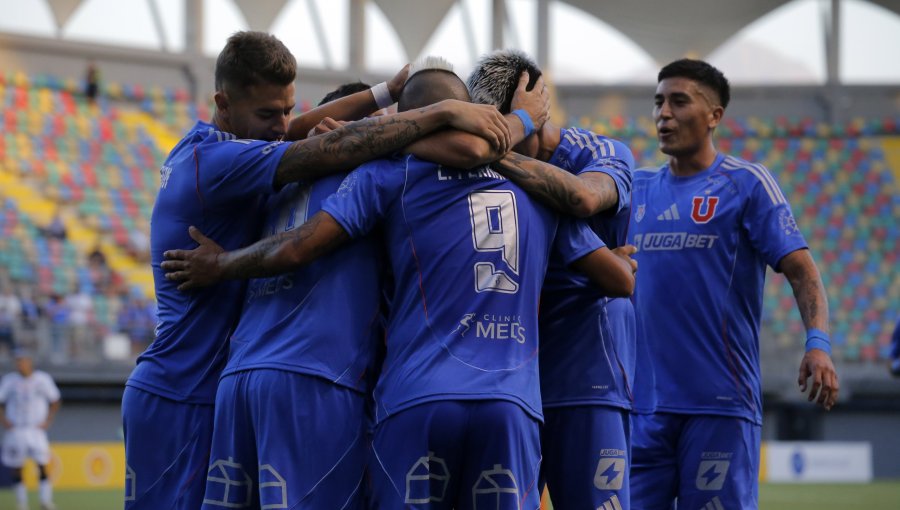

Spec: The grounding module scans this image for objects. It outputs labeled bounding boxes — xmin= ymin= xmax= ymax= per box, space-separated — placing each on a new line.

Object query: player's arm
xmin=404 ymin=72 xmax=551 ymax=168
xmin=286 ymin=65 xmax=409 ymax=140
xmin=779 ymin=249 xmax=839 ymax=410
xmin=570 ymin=244 xmax=637 ymax=297
xmin=0 ymin=403 xmax=10 ymax=430
xmin=491 ymin=152 xmax=622 ymax=218
xmin=162 ymin=212 xmax=349 ymax=291
xmin=42 ymin=399 xmax=60 ymax=431
xmin=273 ymin=99 xmax=511 ymax=189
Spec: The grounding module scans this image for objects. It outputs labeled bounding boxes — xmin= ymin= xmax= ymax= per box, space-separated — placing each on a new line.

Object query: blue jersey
xmin=628 ymin=153 xmax=808 ymax=424
xmin=222 ymin=174 xmax=383 ymax=392
xmin=128 ymin=121 xmax=290 ymax=404
xmin=539 ymin=127 xmax=636 ymax=409
xmin=322 ymin=155 xmax=603 ymax=424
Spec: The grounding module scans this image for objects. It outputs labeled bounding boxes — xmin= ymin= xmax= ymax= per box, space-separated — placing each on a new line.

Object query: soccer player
xmin=628 ymin=58 xmax=839 ymax=510
xmin=0 ymin=350 xmax=61 ymax=510
xmin=461 ymin=49 xmax=637 ymax=509
xmin=122 ymin=31 xmax=512 ymax=510
xmin=162 ymin=62 xmax=635 ymax=509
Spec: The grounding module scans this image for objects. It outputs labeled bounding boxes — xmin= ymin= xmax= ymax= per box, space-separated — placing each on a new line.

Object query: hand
xmin=510 ymin=72 xmax=551 ymax=131
xmin=387 ymin=64 xmax=411 ymax=101
xmin=307 ymin=117 xmax=348 ymax=138
xmin=161 ymin=226 xmax=226 ymax=291
xmin=798 ymin=349 xmax=839 ymax=410
xmin=611 ymin=245 xmax=638 ymax=274
xmin=39 ymin=420 xmax=51 ymax=430
xmin=442 ymin=100 xmax=511 ymax=154
xmin=1 ymin=418 xmax=12 ymax=430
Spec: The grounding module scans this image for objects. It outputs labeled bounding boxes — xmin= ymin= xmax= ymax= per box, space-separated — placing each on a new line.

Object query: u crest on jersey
xmin=690 ymin=196 xmax=719 ymax=224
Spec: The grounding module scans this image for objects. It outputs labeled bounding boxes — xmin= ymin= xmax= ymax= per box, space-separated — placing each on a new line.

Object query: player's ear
xmin=708 ymin=105 xmax=724 ymax=130
xmin=214 ymin=90 xmax=230 ymax=117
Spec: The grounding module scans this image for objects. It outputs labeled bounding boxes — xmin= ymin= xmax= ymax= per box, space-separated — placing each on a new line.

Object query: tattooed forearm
xmin=783 ymin=250 xmax=830 ymax=332
xmin=276 ymin=115 xmax=423 ymax=186
xmin=493 ymin=152 xmax=618 ymax=218
xmin=221 ymin=212 xmax=350 ymax=280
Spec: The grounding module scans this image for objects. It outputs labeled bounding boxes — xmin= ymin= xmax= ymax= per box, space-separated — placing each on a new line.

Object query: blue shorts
xmin=201 ymin=369 xmax=367 ymax=510
xmin=122 ymin=386 xmax=214 ymax=510
xmin=368 ymin=400 xmax=541 ymax=510
xmin=542 ymin=405 xmax=631 ymax=510
xmin=630 ymin=413 xmax=760 ymax=510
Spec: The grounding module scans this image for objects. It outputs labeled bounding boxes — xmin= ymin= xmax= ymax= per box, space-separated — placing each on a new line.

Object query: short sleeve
xmin=194 ymin=138 xmax=291 ymax=207
xmin=553 ymin=216 xmax=606 ymax=266
xmin=0 ymin=376 xmax=9 ymax=403
xmin=41 ymin=373 xmax=61 ymax=403
xmin=321 ymin=159 xmax=400 ymax=239
xmin=575 ymin=138 xmax=634 ymax=215
xmin=740 ymin=165 xmax=808 ymax=271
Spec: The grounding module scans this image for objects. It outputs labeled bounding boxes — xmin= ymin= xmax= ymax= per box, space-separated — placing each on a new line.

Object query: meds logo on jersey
xmin=635 ymin=204 xmax=646 ymax=223
xmin=454 ymin=312 xmax=526 ymax=343
xmin=690 ymin=196 xmax=720 ymax=224
xmin=778 ymin=208 xmax=800 ymax=235
xmin=335 ymin=171 xmax=359 ymax=197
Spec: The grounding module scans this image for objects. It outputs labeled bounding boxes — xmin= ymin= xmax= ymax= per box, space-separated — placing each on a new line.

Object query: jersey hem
xmin=124 ymin=379 xmax=214 ymax=405
xmin=376 ymin=393 xmax=542 ymax=425
xmin=541 ymin=398 xmax=632 ymax=411
xmin=653 ymin=404 xmax=762 ymax=425
xmin=221 ymin=363 xmax=366 ymax=393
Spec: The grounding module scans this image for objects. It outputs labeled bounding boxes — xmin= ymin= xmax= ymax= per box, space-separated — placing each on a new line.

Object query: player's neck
xmin=668 ymin=143 xmax=718 ymax=177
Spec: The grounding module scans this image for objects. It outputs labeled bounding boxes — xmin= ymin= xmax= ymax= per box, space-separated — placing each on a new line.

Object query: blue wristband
xmin=805 ymin=328 xmax=831 ymax=355
xmin=512 ymin=109 xmax=534 ymax=138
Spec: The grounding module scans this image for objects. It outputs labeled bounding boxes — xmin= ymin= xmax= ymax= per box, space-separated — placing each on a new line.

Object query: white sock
xmin=40 ymin=478 xmax=53 ymax=504
xmin=13 ymin=481 xmax=27 ymax=505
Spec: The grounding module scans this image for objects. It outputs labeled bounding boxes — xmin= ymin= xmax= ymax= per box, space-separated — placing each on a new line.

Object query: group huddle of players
xmin=121 ymin=30 xmax=839 ymax=510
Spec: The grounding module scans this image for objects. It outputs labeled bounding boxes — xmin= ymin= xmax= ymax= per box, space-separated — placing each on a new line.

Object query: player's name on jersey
xmin=632 ymin=232 xmax=719 ymax=251
xmin=437 ymin=167 xmax=505 ymax=181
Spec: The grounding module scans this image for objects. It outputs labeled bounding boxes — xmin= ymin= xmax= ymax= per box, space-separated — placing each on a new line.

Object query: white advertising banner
xmin=764 ymin=441 xmax=872 ymax=483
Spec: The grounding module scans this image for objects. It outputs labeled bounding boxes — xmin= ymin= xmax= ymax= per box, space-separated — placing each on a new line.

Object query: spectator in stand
xmin=0 ymin=286 xmax=21 ymax=357
xmin=14 ymin=284 xmax=41 ymax=352
xmin=118 ymin=293 xmax=155 ymax=355
xmin=890 ymin=318 xmax=900 ymax=377
xmin=64 ymin=285 xmax=94 ymax=361
xmin=44 ymin=295 xmax=68 ymax=365
xmin=85 ymin=61 xmax=100 ymax=104
xmin=39 ymin=209 xmax=66 ymax=241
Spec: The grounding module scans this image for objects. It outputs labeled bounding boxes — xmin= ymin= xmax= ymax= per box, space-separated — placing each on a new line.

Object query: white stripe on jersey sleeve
xmin=573 ymin=130 xmax=599 ymax=159
xmin=722 ymin=157 xmax=785 ymax=205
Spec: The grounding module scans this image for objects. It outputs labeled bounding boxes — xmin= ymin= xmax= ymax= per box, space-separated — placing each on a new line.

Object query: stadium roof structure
xmin=27 ymin=0 xmax=900 ymax=68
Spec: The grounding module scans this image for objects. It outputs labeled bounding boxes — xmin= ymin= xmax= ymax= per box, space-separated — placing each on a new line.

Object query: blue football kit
xmin=321 ymin=154 xmax=604 ymax=509
xmin=201 ymin=173 xmax=383 ymax=510
xmin=536 ymin=128 xmax=636 ymax=509
xmin=628 ymin=153 xmax=808 ymax=509
xmin=123 ymin=121 xmax=290 ymax=510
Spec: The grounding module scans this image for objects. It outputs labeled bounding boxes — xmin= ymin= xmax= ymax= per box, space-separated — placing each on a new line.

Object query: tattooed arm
xmin=286 ymin=65 xmax=409 ymax=140
xmin=274 ymin=99 xmax=510 ymax=188
xmin=780 ymin=248 xmax=839 ymax=410
xmin=491 ymin=152 xmax=620 ymax=218
xmin=161 ymin=212 xmax=349 ymax=291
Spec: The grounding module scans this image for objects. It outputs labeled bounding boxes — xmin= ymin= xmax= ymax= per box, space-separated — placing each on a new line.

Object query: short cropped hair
xmin=398 ymin=56 xmax=469 ymax=112
xmin=215 ymin=31 xmax=297 ymax=98
xmin=658 ymin=58 xmax=730 ymax=109
xmin=318 ymin=81 xmax=371 ymax=106
xmin=467 ymin=49 xmax=542 ymax=114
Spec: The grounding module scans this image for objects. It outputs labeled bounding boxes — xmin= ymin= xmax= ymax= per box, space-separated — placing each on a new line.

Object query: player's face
xmin=653 ymin=77 xmax=722 ymax=157
xmin=217 ymin=81 xmax=296 ymax=141
xmin=15 ymin=357 xmax=32 ymax=376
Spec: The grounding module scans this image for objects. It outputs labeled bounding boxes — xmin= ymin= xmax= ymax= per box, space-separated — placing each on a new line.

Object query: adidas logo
xmin=657 ymin=203 xmax=680 ymax=220
xmin=701 ymin=496 xmax=725 ymax=510
xmin=596 ymin=494 xmax=623 ymax=510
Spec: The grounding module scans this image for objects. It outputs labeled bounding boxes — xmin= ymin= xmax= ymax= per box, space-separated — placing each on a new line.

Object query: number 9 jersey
xmin=322 ymin=154 xmax=604 ymax=425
